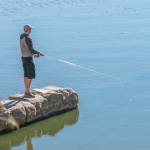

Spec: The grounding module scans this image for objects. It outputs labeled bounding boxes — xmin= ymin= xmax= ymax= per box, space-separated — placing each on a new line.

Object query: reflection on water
xmin=27 ymin=139 xmax=34 ymax=150
xmin=0 ymin=109 xmax=79 ymax=150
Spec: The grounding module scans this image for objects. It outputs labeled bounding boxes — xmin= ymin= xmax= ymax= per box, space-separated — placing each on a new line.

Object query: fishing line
xmin=44 ymin=55 xmax=132 ymax=102
xmin=35 ymin=56 xmax=38 ymax=88
xmin=41 ymin=56 xmax=42 ymax=88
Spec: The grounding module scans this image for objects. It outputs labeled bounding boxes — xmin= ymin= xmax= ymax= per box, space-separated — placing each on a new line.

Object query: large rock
xmin=9 ymin=94 xmax=49 ymax=121
xmin=9 ymin=100 xmax=26 ymax=125
xmin=0 ymin=100 xmax=26 ymax=132
xmin=0 ymin=109 xmax=10 ymax=132
xmin=32 ymin=86 xmax=79 ymax=110
xmin=0 ymin=86 xmax=79 ymax=134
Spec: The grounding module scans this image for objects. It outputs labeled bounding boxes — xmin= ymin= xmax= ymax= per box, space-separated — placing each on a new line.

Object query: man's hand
xmin=39 ymin=52 xmax=45 ymax=56
xmin=34 ymin=54 xmax=37 ymax=58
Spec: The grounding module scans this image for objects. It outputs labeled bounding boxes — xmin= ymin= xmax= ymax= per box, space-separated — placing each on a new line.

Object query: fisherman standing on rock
xmin=20 ymin=24 xmax=44 ymax=98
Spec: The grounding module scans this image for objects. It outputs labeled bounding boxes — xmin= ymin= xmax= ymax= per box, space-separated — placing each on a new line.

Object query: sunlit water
xmin=0 ymin=0 xmax=150 ymax=150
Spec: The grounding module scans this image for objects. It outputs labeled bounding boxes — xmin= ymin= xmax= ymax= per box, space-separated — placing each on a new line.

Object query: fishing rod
xmin=35 ymin=54 xmax=132 ymax=102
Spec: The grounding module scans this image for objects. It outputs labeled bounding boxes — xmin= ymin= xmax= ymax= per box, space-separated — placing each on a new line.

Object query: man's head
xmin=24 ymin=24 xmax=34 ymax=34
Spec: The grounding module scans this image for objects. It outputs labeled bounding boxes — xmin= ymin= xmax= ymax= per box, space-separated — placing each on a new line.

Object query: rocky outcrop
xmin=0 ymin=86 xmax=79 ymax=134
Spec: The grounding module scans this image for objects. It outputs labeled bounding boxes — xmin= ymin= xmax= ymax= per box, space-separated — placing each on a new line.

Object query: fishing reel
xmin=34 ymin=53 xmax=39 ymax=58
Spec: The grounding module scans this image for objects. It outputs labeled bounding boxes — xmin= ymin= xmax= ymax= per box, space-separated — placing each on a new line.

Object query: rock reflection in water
xmin=0 ymin=109 xmax=79 ymax=150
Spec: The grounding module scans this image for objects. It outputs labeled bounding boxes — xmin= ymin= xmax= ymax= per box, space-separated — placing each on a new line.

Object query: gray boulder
xmin=0 ymin=86 xmax=79 ymax=134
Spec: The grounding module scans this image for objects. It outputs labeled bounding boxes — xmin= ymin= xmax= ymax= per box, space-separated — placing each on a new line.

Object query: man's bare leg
xmin=24 ymin=77 xmax=32 ymax=93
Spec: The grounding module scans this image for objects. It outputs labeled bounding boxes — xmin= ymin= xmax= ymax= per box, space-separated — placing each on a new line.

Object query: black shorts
xmin=21 ymin=57 xmax=35 ymax=79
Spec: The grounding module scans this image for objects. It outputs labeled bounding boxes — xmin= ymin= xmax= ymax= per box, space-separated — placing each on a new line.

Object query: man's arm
xmin=25 ymin=36 xmax=39 ymax=55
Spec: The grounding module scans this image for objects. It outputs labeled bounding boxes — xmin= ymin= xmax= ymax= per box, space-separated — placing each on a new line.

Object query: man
xmin=20 ymin=24 xmax=44 ymax=98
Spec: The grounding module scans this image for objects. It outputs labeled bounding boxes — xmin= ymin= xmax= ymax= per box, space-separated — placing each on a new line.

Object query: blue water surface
xmin=0 ymin=0 xmax=150 ymax=150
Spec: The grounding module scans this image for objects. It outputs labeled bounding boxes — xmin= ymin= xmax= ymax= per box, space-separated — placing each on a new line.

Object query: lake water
xmin=0 ymin=0 xmax=150 ymax=149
